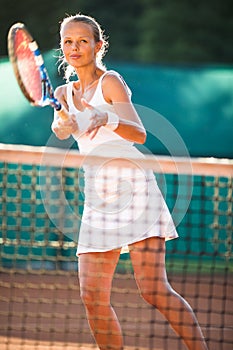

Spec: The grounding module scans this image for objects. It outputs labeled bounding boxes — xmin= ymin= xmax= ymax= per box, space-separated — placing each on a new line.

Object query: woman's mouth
xmin=70 ymin=54 xmax=81 ymax=59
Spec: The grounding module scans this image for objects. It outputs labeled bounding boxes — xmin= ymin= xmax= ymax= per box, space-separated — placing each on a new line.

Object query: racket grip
xmin=56 ymin=106 xmax=69 ymax=121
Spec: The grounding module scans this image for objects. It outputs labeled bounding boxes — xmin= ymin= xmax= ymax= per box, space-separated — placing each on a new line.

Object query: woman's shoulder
xmin=54 ymin=82 xmax=74 ymax=109
xmin=101 ymin=70 xmax=127 ymax=86
xmin=54 ymin=82 xmax=71 ymax=96
xmin=101 ymin=70 xmax=132 ymax=97
xmin=101 ymin=69 xmax=122 ymax=80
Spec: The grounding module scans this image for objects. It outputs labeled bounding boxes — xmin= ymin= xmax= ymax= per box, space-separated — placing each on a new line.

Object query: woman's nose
xmin=71 ymin=41 xmax=79 ymax=49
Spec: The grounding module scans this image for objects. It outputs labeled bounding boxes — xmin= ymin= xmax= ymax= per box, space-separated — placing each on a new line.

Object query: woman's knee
xmin=139 ymin=282 xmax=174 ymax=308
xmin=139 ymin=288 xmax=160 ymax=307
xmin=80 ymin=286 xmax=111 ymax=311
xmin=80 ymin=287 xmax=93 ymax=306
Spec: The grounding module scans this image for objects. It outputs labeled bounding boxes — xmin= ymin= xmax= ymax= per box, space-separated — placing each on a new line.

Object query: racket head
xmin=7 ymin=22 xmax=57 ymax=108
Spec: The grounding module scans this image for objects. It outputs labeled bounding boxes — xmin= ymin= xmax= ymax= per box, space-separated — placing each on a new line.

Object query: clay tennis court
xmin=0 ymin=268 xmax=232 ymax=350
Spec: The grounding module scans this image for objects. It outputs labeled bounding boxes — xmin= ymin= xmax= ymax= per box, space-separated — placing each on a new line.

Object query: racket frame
xmin=8 ymin=22 xmax=68 ymax=120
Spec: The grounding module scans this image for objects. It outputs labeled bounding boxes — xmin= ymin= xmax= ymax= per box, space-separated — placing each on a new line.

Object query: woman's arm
xmin=102 ymin=74 xmax=146 ymax=144
xmin=51 ymin=85 xmax=78 ymax=140
xmin=85 ymin=73 xmax=146 ymax=144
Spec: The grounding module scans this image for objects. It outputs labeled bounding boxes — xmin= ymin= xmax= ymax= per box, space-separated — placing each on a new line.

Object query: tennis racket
xmin=7 ymin=22 xmax=68 ymax=120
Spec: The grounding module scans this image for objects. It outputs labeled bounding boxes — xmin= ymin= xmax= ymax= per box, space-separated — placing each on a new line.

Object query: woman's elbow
xmin=136 ymin=129 xmax=147 ymax=144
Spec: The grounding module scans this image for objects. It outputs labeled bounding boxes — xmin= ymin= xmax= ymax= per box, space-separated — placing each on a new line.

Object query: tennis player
xmin=52 ymin=14 xmax=208 ymax=350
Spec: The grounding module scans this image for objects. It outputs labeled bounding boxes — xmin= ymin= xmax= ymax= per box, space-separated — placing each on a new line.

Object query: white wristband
xmin=105 ymin=112 xmax=119 ymax=131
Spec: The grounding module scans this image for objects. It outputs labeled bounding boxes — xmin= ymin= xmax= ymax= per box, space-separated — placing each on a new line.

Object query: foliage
xmin=0 ymin=0 xmax=233 ymax=64
xmin=136 ymin=0 xmax=233 ymax=63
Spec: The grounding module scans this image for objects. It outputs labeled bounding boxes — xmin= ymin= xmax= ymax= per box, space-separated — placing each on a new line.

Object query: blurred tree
xmin=136 ymin=0 xmax=233 ymax=63
xmin=0 ymin=0 xmax=232 ymax=63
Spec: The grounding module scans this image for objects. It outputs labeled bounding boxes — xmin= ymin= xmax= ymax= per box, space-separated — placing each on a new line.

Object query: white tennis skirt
xmin=76 ymin=163 xmax=178 ymax=255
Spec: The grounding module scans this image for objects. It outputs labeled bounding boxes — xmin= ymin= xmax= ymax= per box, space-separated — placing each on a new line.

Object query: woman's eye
xmin=64 ymin=39 xmax=72 ymax=44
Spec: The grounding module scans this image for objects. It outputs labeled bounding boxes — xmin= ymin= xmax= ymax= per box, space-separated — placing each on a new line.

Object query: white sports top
xmin=66 ymin=70 xmax=144 ymax=158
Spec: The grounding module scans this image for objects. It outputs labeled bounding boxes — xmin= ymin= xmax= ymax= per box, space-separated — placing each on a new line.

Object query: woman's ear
xmin=95 ymin=40 xmax=103 ymax=54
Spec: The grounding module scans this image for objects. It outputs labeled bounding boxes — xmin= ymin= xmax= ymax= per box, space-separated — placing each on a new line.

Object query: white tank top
xmin=66 ymin=70 xmax=144 ymax=159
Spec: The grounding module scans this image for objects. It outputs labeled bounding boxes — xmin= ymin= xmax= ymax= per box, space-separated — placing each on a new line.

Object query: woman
xmin=52 ymin=14 xmax=208 ymax=350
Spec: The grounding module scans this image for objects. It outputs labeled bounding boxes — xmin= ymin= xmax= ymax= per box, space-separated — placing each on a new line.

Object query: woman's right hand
xmin=52 ymin=85 xmax=79 ymax=140
xmin=52 ymin=113 xmax=78 ymax=140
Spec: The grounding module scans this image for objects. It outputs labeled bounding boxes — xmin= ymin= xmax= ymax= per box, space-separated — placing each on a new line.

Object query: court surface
xmin=0 ymin=270 xmax=232 ymax=350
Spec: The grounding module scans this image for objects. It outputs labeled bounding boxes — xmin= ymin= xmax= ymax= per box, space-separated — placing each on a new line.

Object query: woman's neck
xmin=75 ymin=65 xmax=102 ymax=94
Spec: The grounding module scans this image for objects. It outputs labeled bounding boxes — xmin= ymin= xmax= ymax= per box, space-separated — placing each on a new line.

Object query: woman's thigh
xmin=129 ymin=237 xmax=169 ymax=296
xmin=78 ymin=249 xmax=121 ymax=303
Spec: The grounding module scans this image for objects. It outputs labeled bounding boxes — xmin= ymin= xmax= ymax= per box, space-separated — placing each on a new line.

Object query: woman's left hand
xmin=81 ymin=98 xmax=108 ymax=139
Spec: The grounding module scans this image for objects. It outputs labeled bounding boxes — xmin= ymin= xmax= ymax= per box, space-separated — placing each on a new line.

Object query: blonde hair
xmin=58 ymin=14 xmax=109 ymax=82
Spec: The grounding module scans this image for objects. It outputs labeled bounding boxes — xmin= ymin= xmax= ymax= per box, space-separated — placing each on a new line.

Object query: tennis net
xmin=0 ymin=143 xmax=232 ymax=350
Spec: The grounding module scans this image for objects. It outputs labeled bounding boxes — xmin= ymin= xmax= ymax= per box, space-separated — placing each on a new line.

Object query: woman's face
xmin=61 ymin=21 xmax=101 ymax=69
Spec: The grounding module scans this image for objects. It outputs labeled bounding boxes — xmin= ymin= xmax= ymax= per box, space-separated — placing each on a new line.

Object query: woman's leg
xmin=129 ymin=237 xmax=208 ymax=350
xmin=78 ymin=249 xmax=123 ymax=350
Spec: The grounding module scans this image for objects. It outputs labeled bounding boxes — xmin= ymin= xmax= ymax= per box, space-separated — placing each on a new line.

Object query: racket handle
xmin=50 ymin=98 xmax=69 ymax=121
xmin=56 ymin=106 xmax=69 ymax=121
